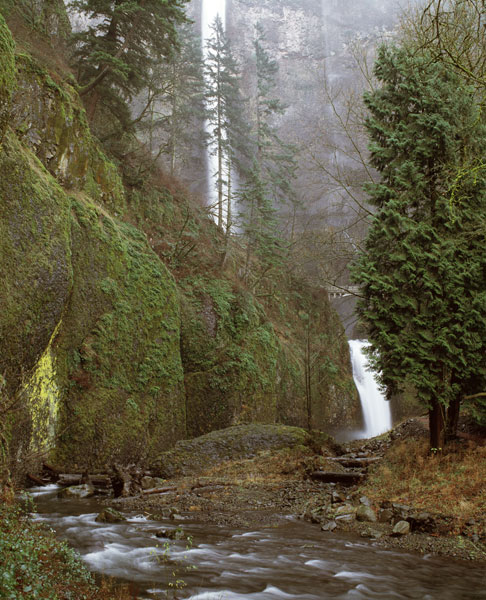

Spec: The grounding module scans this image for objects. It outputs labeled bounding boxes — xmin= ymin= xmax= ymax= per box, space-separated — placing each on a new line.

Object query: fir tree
xmin=204 ymin=16 xmax=248 ymax=230
xmin=70 ymin=0 xmax=189 ymax=128
xmin=239 ymin=23 xmax=296 ymax=283
xmin=139 ymin=21 xmax=206 ymax=177
xmin=353 ymin=45 xmax=486 ymax=448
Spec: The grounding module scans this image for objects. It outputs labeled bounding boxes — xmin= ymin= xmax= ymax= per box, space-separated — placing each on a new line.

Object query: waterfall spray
xmin=348 ymin=339 xmax=392 ymax=438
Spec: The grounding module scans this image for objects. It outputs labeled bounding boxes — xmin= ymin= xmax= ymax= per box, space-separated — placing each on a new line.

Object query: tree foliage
xmin=70 ymin=0 xmax=189 ymax=129
xmin=354 ymin=44 xmax=486 ymax=446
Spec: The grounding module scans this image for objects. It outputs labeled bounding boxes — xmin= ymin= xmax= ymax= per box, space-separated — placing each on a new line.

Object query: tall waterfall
xmin=348 ymin=339 xmax=392 ymax=438
xmin=201 ymin=0 xmax=227 ymax=209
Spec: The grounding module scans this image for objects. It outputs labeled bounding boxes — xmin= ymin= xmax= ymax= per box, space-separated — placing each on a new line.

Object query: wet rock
xmin=155 ymin=528 xmax=186 ymax=540
xmin=392 ymin=520 xmax=411 ymax=536
xmin=356 ymin=505 xmax=377 ymax=523
xmin=321 ymin=521 xmax=337 ymax=532
xmin=58 ymin=484 xmax=95 ymax=499
xmin=360 ymin=528 xmax=383 ymax=539
xmin=96 ymin=508 xmax=126 ymax=523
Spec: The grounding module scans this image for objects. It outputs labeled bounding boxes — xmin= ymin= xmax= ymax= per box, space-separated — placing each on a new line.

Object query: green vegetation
xmin=70 ymin=0 xmax=189 ymax=134
xmin=0 ymin=12 xmax=15 ymax=138
xmin=354 ymin=44 xmax=486 ymax=448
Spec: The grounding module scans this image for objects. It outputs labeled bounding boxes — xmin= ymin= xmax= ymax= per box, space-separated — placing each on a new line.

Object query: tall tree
xmin=353 ymin=44 xmax=486 ymax=448
xmin=70 ymin=0 xmax=189 ymax=128
xmin=137 ymin=21 xmax=206 ymax=178
xmin=240 ymin=23 xmax=297 ymax=283
xmin=204 ymin=15 xmax=248 ymax=231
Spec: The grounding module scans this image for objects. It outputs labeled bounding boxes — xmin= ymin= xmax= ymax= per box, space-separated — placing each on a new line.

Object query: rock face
xmin=0 ymin=9 xmax=360 ymax=472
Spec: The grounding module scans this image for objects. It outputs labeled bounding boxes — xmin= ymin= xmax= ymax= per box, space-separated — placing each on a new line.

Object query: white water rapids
xmin=348 ymin=339 xmax=392 ymax=439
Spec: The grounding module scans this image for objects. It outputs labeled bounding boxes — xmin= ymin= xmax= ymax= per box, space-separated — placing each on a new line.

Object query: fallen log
xmin=309 ymin=471 xmax=364 ymax=485
xmin=27 ymin=473 xmax=47 ymax=486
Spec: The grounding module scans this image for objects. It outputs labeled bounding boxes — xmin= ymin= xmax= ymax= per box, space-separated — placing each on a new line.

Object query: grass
xmin=360 ymin=436 xmax=486 ymax=527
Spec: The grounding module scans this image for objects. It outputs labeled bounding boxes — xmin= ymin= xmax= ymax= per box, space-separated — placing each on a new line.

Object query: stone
xmin=96 ymin=508 xmax=126 ymax=523
xmin=379 ymin=509 xmax=393 ymax=523
xmin=58 ymin=484 xmax=95 ymax=499
xmin=331 ymin=490 xmax=345 ymax=504
xmin=359 ymin=496 xmax=371 ymax=506
xmin=321 ymin=521 xmax=337 ymax=532
xmin=335 ymin=513 xmax=355 ymax=523
xmin=392 ymin=503 xmax=411 ymax=520
xmin=392 ymin=520 xmax=411 ymax=536
xmin=360 ymin=528 xmax=383 ymax=539
xmin=356 ymin=505 xmax=377 ymax=523
xmin=155 ymin=528 xmax=186 ymax=540
xmin=141 ymin=476 xmax=156 ymax=490
xmin=335 ymin=504 xmax=356 ymax=517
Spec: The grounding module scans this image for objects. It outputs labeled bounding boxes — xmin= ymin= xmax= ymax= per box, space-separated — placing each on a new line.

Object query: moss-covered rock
xmin=180 ymin=278 xmax=281 ymax=436
xmin=0 ymin=132 xmax=72 ymax=394
xmin=151 ymin=423 xmax=311 ymax=478
xmin=53 ymin=196 xmax=186 ymax=468
xmin=0 ymin=13 xmax=15 ymax=139
xmin=11 ymin=54 xmax=125 ymax=211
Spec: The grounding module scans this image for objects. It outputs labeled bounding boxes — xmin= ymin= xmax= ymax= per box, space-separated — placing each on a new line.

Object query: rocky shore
xmin=42 ymin=422 xmax=486 ymax=563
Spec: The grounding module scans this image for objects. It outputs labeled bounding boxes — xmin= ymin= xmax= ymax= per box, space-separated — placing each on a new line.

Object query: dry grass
xmin=199 ymin=446 xmax=322 ymax=485
xmin=361 ymin=437 xmax=486 ymax=523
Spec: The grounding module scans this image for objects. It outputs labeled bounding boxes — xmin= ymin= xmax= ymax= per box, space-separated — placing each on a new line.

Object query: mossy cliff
xmin=0 ymin=11 xmax=360 ymax=473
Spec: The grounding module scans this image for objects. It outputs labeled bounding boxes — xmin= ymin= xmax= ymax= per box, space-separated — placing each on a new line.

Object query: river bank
xmin=98 ymin=420 xmax=486 ymax=563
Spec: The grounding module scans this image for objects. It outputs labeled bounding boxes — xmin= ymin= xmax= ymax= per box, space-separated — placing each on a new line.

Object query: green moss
xmin=0 ymin=13 xmax=15 ymax=138
xmin=0 ymin=131 xmax=72 ymax=394
xmin=180 ymin=278 xmax=281 ymax=436
xmin=53 ymin=195 xmax=185 ymax=468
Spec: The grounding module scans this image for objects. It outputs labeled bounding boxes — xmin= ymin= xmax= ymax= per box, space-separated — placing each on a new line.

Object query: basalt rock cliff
xmin=0 ymin=5 xmax=360 ymax=473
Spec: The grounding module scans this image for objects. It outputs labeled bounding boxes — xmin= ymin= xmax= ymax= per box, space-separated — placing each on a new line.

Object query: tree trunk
xmin=446 ymin=397 xmax=460 ymax=440
xmin=429 ymin=400 xmax=445 ymax=450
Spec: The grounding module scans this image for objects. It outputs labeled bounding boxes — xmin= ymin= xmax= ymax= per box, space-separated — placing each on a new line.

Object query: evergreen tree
xmin=353 ymin=45 xmax=486 ymax=448
xmin=204 ymin=16 xmax=248 ymax=230
xmin=70 ymin=0 xmax=189 ymax=128
xmin=139 ymin=21 xmax=206 ymax=177
xmin=239 ymin=23 xmax=296 ymax=283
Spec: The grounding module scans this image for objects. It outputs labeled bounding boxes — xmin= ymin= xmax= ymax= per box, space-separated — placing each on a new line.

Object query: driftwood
xmin=142 ymin=486 xmax=178 ymax=496
xmin=310 ymin=471 xmax=364 ymax=485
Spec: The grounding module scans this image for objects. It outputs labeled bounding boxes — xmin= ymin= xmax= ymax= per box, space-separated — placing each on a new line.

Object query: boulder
xmin=392 ymin=520 xmax=411 ymax=536
xmin=96 ymin=508 xmax=126 ymax=523
xmin=321 ymin=521 xmax=337 ymax=532
xmin=379 ymin=508 xmax=393 ymax=523
xmin=356 ymin=505 xmax=377 ymax=523
xmin=58 ymin=484 xmax=95 ymax=499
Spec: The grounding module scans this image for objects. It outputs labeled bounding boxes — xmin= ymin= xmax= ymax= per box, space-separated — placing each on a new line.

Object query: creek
xmin=30 ymin=486 xmax=486 ymax=600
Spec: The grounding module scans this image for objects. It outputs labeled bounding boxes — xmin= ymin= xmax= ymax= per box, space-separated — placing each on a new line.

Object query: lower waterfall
xmin=348 ymin=339 xmax=392 ymax=438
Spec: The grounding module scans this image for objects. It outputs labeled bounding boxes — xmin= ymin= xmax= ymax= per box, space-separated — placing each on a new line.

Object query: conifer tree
xmin=354 ymin=45 xmax=486 ymax=448
xmin=70 ymin=0 xmax=189 ymax=128
xmin=139 ymin=22 xmax=206 ymax=177
xmin=204 ymin=16 xmax=248 ymax=230
xmin=239 ymin=23 xmax=296 ymax=283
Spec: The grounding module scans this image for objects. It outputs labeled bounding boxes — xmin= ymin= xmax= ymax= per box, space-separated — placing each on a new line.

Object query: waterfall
xmin=201 ymin=0 xmax=227 ymax=210
xmin=348 ymin=339 xmax=392 ymax=438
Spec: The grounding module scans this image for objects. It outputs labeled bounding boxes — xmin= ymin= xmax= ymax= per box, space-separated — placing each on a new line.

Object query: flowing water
xmin=348 ymin=340 xmax=392 ymax=439
xmin=30 ymin=486 xmax=486 ymax=600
